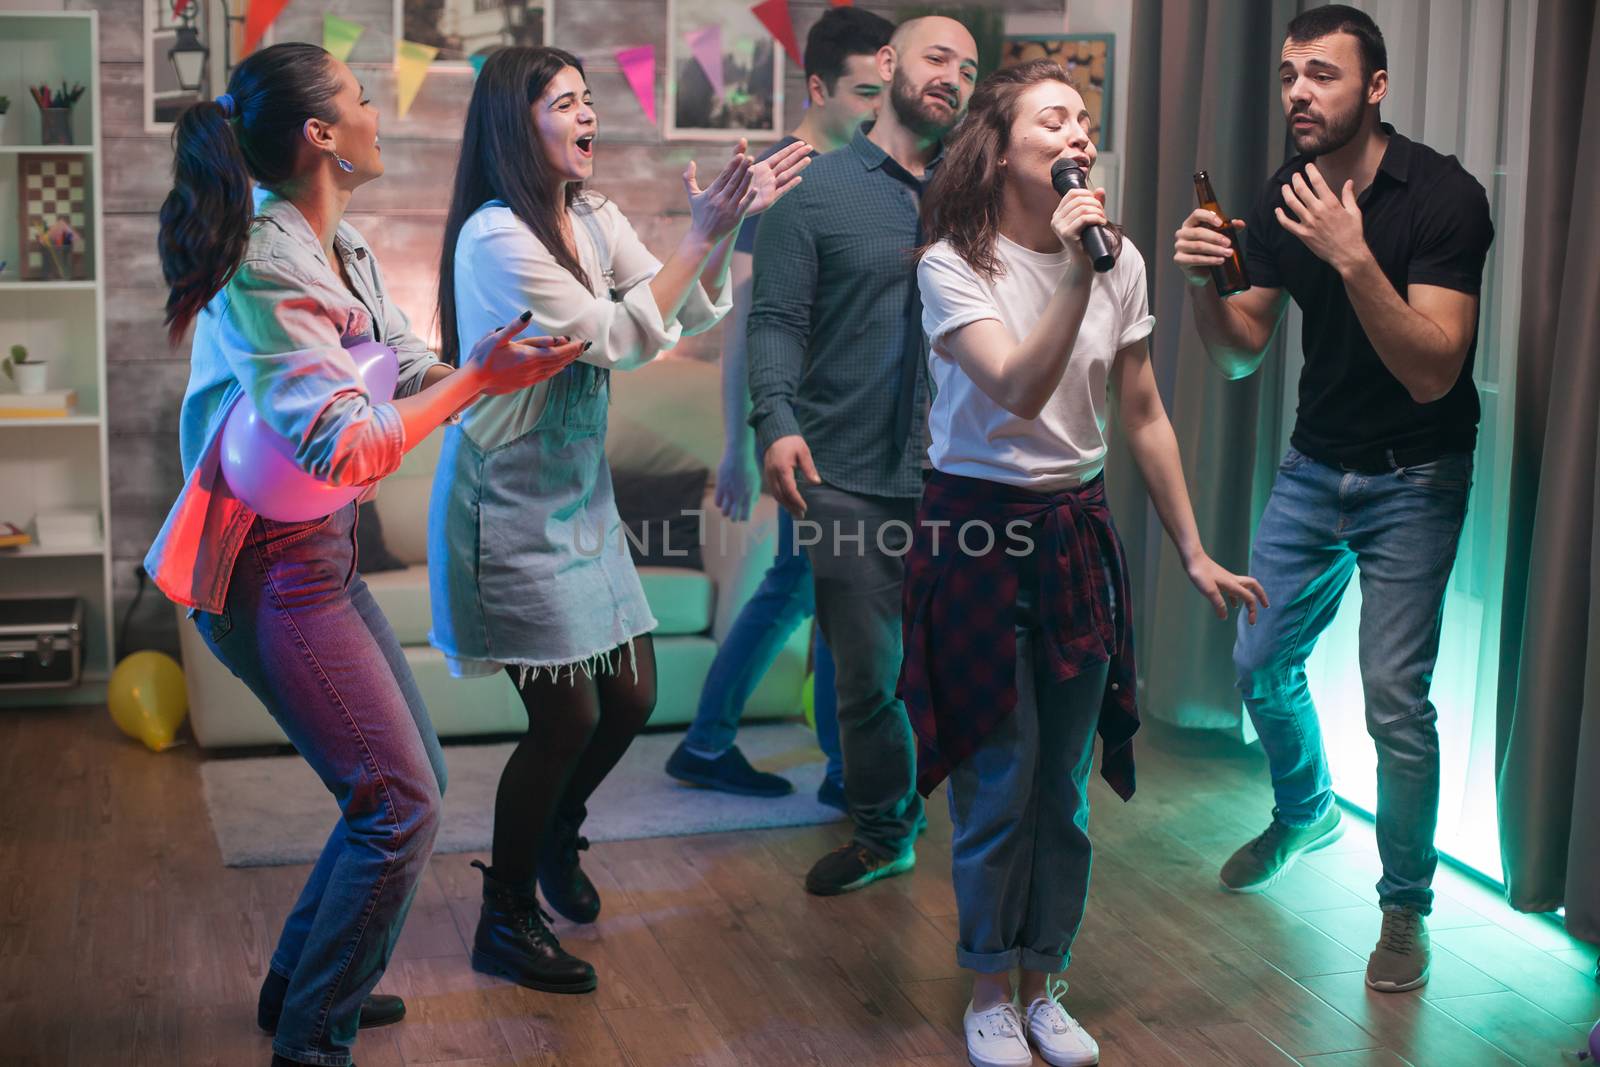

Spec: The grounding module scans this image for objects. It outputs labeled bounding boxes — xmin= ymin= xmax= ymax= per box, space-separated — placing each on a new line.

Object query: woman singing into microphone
xmin=902 ymin=60 xmax=1265 ymax=1067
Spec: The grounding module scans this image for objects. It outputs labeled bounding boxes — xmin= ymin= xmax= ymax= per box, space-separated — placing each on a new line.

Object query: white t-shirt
xmin=917 ymin=233 xmax=1155 ymax=490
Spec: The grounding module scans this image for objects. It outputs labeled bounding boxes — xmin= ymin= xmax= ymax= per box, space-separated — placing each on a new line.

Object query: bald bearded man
xmin=747 ymin=16 xmax=980 ymax=896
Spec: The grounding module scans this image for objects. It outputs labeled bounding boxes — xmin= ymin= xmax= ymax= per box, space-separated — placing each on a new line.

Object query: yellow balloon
xmin=108 ymin=651 xmax=189 ymax=752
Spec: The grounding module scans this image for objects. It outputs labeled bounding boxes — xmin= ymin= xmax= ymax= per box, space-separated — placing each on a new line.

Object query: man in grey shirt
xmin=748 ymin=15 xmax=979 ymax=896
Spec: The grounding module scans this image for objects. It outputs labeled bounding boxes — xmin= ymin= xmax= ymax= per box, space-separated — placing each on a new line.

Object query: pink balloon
xmin=220 ymin=340 xmax=400 ymax=522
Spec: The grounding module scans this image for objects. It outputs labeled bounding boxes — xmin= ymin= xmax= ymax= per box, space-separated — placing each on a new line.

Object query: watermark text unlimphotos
xmin=574 ymin=510 xmax=1040 ymax=559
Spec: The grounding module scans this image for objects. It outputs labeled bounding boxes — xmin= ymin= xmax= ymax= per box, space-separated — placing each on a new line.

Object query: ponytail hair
xmin=158 ymin=42 xmax=344 ymax=343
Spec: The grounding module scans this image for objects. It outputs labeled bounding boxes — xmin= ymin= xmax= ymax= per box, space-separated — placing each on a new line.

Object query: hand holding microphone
xmin=1050 ymin=160 xmax=1116 ymax=273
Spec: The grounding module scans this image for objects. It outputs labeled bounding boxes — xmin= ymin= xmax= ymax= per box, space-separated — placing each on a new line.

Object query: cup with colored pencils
xmin=34 ymin=217 xmax=82 ymax=280
xmin=31 ymin=82 xmax=85 ymax=146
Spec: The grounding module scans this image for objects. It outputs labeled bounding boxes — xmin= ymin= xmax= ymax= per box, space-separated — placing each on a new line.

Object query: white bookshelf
xmin=0 ymin=11 xmax=112 ymax=706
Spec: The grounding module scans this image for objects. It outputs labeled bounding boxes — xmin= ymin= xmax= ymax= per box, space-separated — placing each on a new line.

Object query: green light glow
xmin=1302 ymin=567 xmax=1503 ymax=884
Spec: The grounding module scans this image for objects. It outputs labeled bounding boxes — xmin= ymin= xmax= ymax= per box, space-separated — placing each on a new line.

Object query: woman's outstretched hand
xmin=463 ymin=312 xmax=587 ymax=396
xmin=684 ymin=138 xmax=811 ymax=244
xmin=742 ymin=138 xmax=811 ymax=217
xmin=1185 ymin=552 xmax=1269 ymax=624
xmin=685 ymin=144 xmax=754 ymax=244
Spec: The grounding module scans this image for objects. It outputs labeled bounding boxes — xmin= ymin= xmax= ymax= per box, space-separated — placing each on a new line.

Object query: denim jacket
xmin=144 ymin=189 xmax=439 ymax=612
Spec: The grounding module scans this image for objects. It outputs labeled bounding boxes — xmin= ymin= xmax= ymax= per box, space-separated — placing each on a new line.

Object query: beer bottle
xmin=1193 ymin=171 xmax=1250 ymax=296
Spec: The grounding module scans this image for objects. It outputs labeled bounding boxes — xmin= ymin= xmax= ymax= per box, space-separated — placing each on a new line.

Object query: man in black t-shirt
xmin=1173 ymin=5 xmax=1493 ymax=995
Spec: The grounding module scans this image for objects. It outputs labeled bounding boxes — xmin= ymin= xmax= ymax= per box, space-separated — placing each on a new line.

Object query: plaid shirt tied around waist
xmin=898 ymin=470 xmax=1138 ymax=799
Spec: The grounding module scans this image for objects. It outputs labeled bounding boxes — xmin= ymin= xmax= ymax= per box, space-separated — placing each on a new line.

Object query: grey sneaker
xmin=1219 ymin=806 xmax=1344 ymax=892
xmin=1366 ymin=905 xmax=1430 ymax=992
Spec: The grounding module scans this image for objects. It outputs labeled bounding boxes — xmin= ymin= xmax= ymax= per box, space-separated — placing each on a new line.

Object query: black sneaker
xmin=257 ymin=970 xmax=406 ymax=1033
xmin=470 ymin=861 xmax=597 ymax=994
xmin=816 ymin=776 xmax=848 ymax=813
xmin=1219 ymin=806 xmax=1344 ymax=893
xmin=538 ymin=808 xmax=601 ymax=924
xmin=804 ymin=842 xmax=914 ymax=896
xmin=665 ymin=741 xmax=794 ymax=797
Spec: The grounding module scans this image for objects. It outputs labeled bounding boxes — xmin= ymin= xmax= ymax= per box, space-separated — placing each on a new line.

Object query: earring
xmin=330 ymin=151 xmax=355 ymax=174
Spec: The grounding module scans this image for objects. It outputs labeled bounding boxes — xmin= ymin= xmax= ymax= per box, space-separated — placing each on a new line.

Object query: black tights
xmin=490 ymin=634 xmax=658 ymax=886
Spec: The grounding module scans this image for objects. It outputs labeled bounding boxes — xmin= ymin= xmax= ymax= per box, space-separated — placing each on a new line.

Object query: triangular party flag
xmin=751 ymin=0 xmax=802 ymax=67
xmin=242 ymin=0 xmax=292 ymax=56
xmin=322 ymin=14 xmax=364 ymax=64
xmin=470 ymin=53 xmax=488 ymax=77
xmin=831 ymin=0 xmax=854 ymax=6
xmin=394 ymin=39 xmax=439 ymax=118
xmin=172 ymin=0 xmax=191 ymax=18
xmin=615 ymin=44 xmax=656 ymax=124
xmin=685 ymin=25 xmax=725 ymax=99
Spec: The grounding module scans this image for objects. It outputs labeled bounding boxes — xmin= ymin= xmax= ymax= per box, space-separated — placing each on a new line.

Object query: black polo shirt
xmin=1245 ymin=123 xmax=1494 ymax=469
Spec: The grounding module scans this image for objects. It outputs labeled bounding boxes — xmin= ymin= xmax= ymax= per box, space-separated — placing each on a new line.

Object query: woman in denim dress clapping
xmin=429 ymin=46 xmax=810 ymax=994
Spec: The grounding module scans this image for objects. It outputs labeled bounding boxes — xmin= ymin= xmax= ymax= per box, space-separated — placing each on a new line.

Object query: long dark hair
xmin=438 ymin=46 xmax=590 ymax=366
xmin=919 ymin=59 xmax=1118 ymax=280
xmin=158 ymin=43 xmax=344 ymax=343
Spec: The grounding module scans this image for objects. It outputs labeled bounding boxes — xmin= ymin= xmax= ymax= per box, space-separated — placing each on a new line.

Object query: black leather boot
xmin=537 ymin=807 xmax=601 ymax=924
xmin=469 ymin=860 xmax=597 ymax=994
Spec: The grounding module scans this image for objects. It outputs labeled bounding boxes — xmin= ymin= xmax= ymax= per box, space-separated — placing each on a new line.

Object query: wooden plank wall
xmin=33 ymin=0 xmax=1062 ymax=654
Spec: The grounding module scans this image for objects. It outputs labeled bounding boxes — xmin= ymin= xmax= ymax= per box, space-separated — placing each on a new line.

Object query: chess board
xmin=17 ymin=154 xmax=91 ymax=281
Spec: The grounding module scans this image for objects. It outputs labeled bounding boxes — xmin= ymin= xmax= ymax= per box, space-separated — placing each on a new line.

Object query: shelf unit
xmin=0 ymin=11 xmax=112 ymax=706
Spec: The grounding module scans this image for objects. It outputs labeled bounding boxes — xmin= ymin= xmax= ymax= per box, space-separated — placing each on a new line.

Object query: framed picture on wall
xmin=666 ymin=0 xmax=783 ymax=141
xmin=396 ymin=0 xmax=551 ymax=67
xmin=1000 ymin=34 xmax=1113 ymax=151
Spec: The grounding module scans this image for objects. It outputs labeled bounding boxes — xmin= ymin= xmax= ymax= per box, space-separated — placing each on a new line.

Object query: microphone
xmin=1050 ymin=160 xmax=1116 ymax=273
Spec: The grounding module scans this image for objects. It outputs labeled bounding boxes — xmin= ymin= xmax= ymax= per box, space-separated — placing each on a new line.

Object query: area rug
xmin=200 ymin=722 xmax=843 ymax=867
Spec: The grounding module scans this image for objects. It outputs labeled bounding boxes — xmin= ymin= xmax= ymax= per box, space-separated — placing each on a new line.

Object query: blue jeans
xmin=947 ymin=564 xmax=1107 ymax=973
xmin=1234 ymin=447 xmax=1471 ymax=914
xmin=686 ymin=508 xmax=842 ymax=788
xmin=197 ymin=504 xmax=446 ymax=1067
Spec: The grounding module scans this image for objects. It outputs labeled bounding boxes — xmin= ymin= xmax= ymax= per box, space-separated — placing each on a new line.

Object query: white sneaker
xmin=963 ymin=999 xmax=1033 ymax=1067
xmin=1026 ymin=990 xmax=1099 ymax=1066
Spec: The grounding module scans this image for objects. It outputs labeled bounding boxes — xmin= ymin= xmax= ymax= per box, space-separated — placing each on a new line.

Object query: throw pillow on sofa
xmin=610 ymin=466 xmax=708 ymax=570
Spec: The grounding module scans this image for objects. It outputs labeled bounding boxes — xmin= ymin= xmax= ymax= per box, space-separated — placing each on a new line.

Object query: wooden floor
xmin=1 ymin=706 xmax=1597 ymax=1067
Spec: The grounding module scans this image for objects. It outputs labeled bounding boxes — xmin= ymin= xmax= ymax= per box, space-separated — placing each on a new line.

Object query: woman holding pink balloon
xmin=143 ymin=42 xmax=581 ymax=1067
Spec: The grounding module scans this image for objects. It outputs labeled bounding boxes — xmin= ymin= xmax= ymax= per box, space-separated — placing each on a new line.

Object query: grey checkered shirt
xmin=747 ymin=129 xmax=940 ymax=500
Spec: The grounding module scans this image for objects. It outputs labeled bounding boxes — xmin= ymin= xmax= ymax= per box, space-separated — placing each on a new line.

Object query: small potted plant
xmin=3 ymin=345 xmax=47 ymax=395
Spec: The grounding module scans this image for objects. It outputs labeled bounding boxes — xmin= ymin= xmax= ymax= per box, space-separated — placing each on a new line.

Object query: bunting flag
xmin=831 ymin=0 xmax=854 ymax=5
xmin=684 ymin=25 xmax=726 ymax=99
xmin=171 ymin=0 xmax=191 ymax=18
xmin=751 ymin=0 xmax=802 ymax=67
xmin=615 ymin=44 xmax=657 ymax=124
xmin=470 ymin=53 xmax=488 ymax=77
xmin=242 ymin=0 xmax=292 ymax=56
xmin=322 ymin=14 xmax=364 ymax=64
xmin=394 ymin=39 xmax=439 ymax=118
